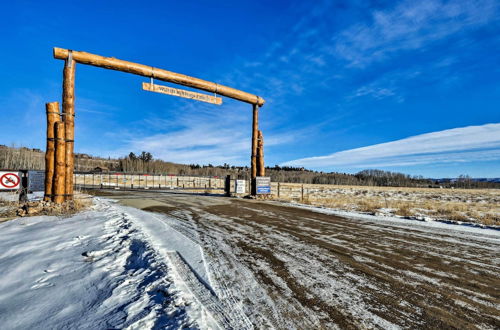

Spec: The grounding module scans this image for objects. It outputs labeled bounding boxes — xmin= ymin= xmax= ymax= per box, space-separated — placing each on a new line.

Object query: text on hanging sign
xmin=142 ymin=82 xmax=222 ymax=105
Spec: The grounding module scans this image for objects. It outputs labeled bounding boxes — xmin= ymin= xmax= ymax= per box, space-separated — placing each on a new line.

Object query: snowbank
xmin=0 ymin=198 xmax=218 ymax=329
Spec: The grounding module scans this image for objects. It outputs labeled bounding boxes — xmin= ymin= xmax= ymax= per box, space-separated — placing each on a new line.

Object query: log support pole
xmin=251 ymin=104 xmax=259 ymax=195
xmin=63 ymin=52 xmax=76 ymax=201
xmin=53 ymin=122 xmax=66 ymax=204
xmin=257 ymin=130 xmax=265 ymax=177
xmin=44 ymin=102 xmax=60 ymax=202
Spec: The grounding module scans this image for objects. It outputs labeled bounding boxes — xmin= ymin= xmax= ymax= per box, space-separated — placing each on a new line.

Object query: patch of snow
xmin=284 ymin=201 xmax=500 ymax=238
xmin=0 ymin=191 xmax=18 ymax=202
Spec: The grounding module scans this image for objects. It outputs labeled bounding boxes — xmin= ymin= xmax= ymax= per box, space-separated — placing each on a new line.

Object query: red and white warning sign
xmin=0 ymin=172 xmax=21 ymax=190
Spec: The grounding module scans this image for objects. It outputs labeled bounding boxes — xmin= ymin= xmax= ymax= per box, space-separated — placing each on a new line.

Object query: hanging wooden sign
xmin=142 ymin=82 xmax=222 ymax=105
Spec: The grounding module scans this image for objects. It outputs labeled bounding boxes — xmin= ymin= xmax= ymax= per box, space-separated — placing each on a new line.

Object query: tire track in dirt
xmin=113 ymin=193 xmax=500 ymax=329
xmin=203 ymin=200 xmax=499 ymax=329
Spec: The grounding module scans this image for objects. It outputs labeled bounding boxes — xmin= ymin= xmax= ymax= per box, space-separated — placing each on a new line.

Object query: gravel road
xmin=102 ymin=190 xmax=499 ymax=329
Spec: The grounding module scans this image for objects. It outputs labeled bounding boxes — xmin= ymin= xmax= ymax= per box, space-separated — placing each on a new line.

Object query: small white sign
xmin=235 ymin=180 xmax=246 ymax=194
xmin=28 ymin=170 xmax=45 ymax=192
xmin=0 ymin=171 xmax=21 ymax=190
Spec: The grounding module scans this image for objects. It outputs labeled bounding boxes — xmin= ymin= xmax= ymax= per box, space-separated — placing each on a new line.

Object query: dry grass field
xmin=291 ymin=185 xmax=500 ymax=226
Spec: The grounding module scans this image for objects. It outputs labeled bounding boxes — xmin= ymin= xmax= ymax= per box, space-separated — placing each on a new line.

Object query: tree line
xmin=1 ymin=146 xmax=499 ymax=189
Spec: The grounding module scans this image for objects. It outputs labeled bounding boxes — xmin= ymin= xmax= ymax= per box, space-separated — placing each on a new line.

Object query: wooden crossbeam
xmin=53 ymin=47 xmax=264 ymax=106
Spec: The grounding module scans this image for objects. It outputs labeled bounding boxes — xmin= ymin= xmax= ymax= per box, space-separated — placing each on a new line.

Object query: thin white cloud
xmin=331 ymin=0 xmax=499 ymax=67
xmin=354 ymin=86 xmax=397 ymax=100
xmin=68 ymin=0 xmax=499 ymax=170
xmin=77 ymin=97 xmax=118 ymax=116
xmin=282 ymin=123 xmax=500 ymax=168
xmin=227 ymin=0 xmax=499 ymax=110
xmin=348 ymin=69 xmax=422 ymax=103
xmin=107 ymin=101 xmax=300 ymax=165
xmin=0 ymin=89 xmax=45 ymax=147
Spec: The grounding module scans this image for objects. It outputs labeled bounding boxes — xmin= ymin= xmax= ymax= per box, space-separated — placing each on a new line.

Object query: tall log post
xmin=251 ymin=104 xmax=259 ymax=195
xmin=53 ymin=122 xmax=66 ymax=204
xmin=44 ymin=102 xmax=60 ymax=202
xmin=257 ymin=130 xmax=265 ymax=177
xmin=62 ymin=53 xmax=76 ymax=201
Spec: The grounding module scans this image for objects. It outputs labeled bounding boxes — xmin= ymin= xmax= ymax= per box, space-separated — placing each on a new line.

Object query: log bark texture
xmin=53 ymin=47 xmax=264 ymax=106
xmin=251 ymin=105 xmax=259 ymax=195
xmin=44 ymin=102 xmax=60 ymax=202
xmin=257 ymin=130 xmax=265 ymax=177
xmin=53 ymin=122 xmax=66 ymax=204
xmin=63 ymin=56 xmax=75 ymax=200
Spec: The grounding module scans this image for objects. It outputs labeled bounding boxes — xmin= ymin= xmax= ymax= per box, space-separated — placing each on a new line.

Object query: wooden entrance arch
xmin=44 ymin=48 xmax=266 ymax=203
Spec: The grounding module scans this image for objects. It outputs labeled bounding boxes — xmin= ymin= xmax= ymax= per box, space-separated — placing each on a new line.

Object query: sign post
xmin=255 ymin=176 xmax=271 ymax=195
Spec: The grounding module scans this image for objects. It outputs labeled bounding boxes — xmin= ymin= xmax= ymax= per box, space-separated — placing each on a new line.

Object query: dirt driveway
xmin=103 ymin=190 xmax=499 ymax=329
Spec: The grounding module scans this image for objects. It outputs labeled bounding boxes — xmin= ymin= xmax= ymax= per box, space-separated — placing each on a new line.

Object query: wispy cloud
xmin=0 ymin=89 xmax=45 ymax=147
xmin=353 ymin=86 xmax=398 ymax=101
xmin=349 ymin=69 xmax=422 ymax=103
xmin=101 ymin=101 xmax=301 ymax=165
xmin=77 ymin=97 xmax=118 ymax=116
xmin=223 ymin=0 xmax=499 ymax=112
xmin=129 ymin=0 xmax=499 ymax=167
xmin=63 ymin=0 xmax=500 ymax=173
xmin=331 ymin=0 xmax=499 ymax=67
xmin=282 ymin=123 xmax=500 ymax=168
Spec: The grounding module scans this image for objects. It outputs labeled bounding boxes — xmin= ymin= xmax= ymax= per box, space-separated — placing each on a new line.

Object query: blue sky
xmin=1 ymin=0 xmax=499 ymax=178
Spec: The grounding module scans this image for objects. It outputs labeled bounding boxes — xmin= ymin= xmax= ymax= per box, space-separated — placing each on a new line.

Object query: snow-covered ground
xmin=0 ymin=198 xmax=249 ymax=329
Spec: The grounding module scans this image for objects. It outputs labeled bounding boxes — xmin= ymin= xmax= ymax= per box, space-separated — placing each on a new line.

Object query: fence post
xmin=301 ymin=184 xmax=304 ymax=202
xmin=224 ymin=175 xmax=231 ymax=196
xmin=19 ymin=170 xmax=28 ymax=203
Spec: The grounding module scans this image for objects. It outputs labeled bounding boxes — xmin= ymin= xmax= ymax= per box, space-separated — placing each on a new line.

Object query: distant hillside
xmin=1 ymin=145 xmax=499 ymax=189
xmin=0 ymin=145 xmax=118 ymax=172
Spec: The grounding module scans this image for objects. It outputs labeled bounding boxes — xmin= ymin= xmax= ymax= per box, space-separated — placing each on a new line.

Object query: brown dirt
xmin=112 ymin=192 xmax=500 ymax=329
